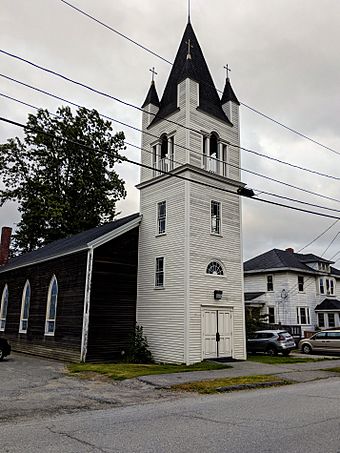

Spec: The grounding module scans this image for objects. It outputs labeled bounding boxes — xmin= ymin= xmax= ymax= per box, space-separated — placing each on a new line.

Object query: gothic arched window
xmin=206 ymin=261 xmax=224 ymax=276
xmin=0 ymin=284 xmax=9 ymax=331
xmin=19 ymin=280 xmax=31 ymax=334
xmin=153 ymin=134 xmax=175 ymax=174
xmin=203 ymin=132 xmax=220 ymax=173
xmin=45 ymin=275 xmax=58 ymax=336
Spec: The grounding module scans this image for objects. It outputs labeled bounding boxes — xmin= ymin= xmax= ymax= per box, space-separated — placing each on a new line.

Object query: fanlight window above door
xmin=206 ymin=261 xmax=224 ymax=276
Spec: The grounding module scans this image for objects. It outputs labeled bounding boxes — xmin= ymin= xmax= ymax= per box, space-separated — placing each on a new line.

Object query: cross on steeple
xmin=185 ymin=39 xmax=193 ymax=60
xmin=149 ymin=67 xmax=158 ymax=83
xmin=224 ymin=64 xmax=231 ymax=80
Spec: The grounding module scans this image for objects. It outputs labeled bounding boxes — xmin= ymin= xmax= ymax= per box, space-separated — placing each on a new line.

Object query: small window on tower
xmin=211 ymin=201 xmax=221 ymax=235
xmin=155 ymin=257 xmax=165 ymax=288
xmin=157 ymin=201 xmax=166 ymax=235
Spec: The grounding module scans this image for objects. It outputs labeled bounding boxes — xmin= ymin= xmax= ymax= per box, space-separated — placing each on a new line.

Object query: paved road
xmin=2 ymin=378 xmax=340 ymax=453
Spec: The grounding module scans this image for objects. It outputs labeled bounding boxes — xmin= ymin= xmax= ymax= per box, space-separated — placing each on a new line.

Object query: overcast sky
xmin=1 ymin=0 xmax=340 ymax=262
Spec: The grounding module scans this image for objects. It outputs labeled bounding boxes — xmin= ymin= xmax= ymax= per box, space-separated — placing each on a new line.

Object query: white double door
xmin=202 ymin=309 xmax=233 ymax=359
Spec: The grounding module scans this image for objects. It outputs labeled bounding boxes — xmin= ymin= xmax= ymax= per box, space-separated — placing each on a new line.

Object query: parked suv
xmin=299 ymin=329 xmax=340 ymax=354
xmin=0 ymin=337 xmax=11 ymax=361
xmin=247 ymin=330 xmax=296 ymax=356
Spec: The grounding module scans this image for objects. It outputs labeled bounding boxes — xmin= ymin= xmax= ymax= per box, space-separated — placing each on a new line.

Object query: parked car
xmin=299 ymin=330 xmax=340 ymax=354
xmin=0 ymin=337 xmax=11 ymax=361
xmin=247 ymin=330 xmax=296 ymax=356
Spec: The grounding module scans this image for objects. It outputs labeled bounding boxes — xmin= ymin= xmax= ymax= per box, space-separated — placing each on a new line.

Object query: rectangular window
xmin=222 ymin=144 xmax=228 ymax=177
xmin=268 ymin=306 xmax=275 ymax=324
xmin=267 ymin=275 xmax=273 ymax=292
xmin=326 ymin=278 xmax=330 ymax=294
xmin=211 ymin=201 xmax=221 ymax=234
xmin=297 ymin=307 xmax=310 ymax=325
xmin=155 ymin=257 xmax=164 ymax=288
xmin=328 ymin=313 xmax=335 ymax=328
xmin=157 ymin=201 xmax=166 ymax=235
xmin=298 ymin=276 xmax=304 ymax=292
xmin=318 ymin=313 xmax=325 ymax=328
xmin=320 ymin=278 xmax=325 ymax=294
xmin=330 ymin=279 xmax=335 ymax=295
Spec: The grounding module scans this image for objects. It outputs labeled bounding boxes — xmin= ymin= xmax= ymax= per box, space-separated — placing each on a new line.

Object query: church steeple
xmin=221 ymin=77 xmax=240 ymax=106
xmin=141 ymin=81 xmax=160 ymax=109
xmin=149 ymin=22 xmax=231 ymax=127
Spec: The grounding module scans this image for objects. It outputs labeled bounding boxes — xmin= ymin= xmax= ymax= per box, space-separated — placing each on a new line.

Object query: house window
xmin=45 ymin=275 xmax=58 ymax=335
xmin=155 ymin=257 xmax=164 ymax=288
xmin=320 ymin=278 xmax=325 ymax=294
xmin=268 ymin=306 xmax=275 ymax=324
xmin=0 ymin=284 xmax=9 ymax=332
xmin=298 ymin=276 xmax=304 ymax=292
xmin=19 ymin=280 xmax=31 ymax=334
xmin=267 ymin=275 xmax=273 ymax=292
xmin=297 ymin=307 xmax=310 ymax=325
xmin=318 ymin=313 xmax=325 ymax=328
xmin=157 ymin=201 xmax=166 ymax=235
xmin=329 ymin=279 xmax=335 ymax=295
xmin=206 ymin=261 xmax=224 ymax=276
xmin=328 ymin=313 xmax=335 ymax=328
xmin=211 ymin=201 xmax=221 ymax=235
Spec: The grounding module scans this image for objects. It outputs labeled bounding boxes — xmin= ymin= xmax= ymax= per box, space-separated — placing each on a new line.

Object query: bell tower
xmin=136 ymin=21 xmax=246 ymax=364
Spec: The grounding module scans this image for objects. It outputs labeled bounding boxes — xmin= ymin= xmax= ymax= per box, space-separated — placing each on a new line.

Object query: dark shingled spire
xmin=141 ymin=81 xmax=160 ymax=108
xmin=149 ymin=22 xmax=231 ymax=127
xmin=221 ymin=78 xmax=240 ymax=106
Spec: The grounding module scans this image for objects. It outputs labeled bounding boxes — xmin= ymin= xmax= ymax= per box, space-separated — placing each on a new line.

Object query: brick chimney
xmin=0 ymin=227 xmax=12 ymax=266
xmin=285 ymin=247 xmax=294 ymax=254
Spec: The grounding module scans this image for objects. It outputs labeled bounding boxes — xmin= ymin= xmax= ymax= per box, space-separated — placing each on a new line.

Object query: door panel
xmin=203 ymin=311 xmax=218 ymax=359
xmin=217 ymin=310 xmax=232 ymax=356
xmin=202 ymin=309 xmax=232 ymax=359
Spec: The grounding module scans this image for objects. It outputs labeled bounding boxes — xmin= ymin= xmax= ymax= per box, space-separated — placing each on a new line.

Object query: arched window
xmin=152 ymin=134 xmax=175 ymax=174
xmin=203 ymin=132 xmax=220 ymax=173
xmin=19 ymin=280 xmax=31 ymax=334
xmin=160 ymin=134 xmax=168 ymax=159
xmin=45 ymin=275 xmax=58 ymax=336
xmin=0 ymin=285 xmax=9 ymax=331
xmin=206 ymin=261 xmax=224 ymax=276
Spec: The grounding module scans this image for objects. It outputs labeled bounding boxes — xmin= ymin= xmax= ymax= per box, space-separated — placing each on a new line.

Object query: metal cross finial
xmin=224 ymin=64 xmax=231 ymax=80
xmin=149 ymin=67 xmax=158 ymax=82
xmin=185 ymin=39 xmax=193 ymax=60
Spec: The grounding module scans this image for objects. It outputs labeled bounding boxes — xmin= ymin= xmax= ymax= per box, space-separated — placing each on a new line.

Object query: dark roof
xmin=141 ymin=81 xmax=160 ymax=108
xmin=149 ymin=22 xmax=231 ymax=127
xmin=0 ymin=213 xmax=140 ymax=273
xmin=315 ymin=299 xmax=340 ymax=311
xmin=221 ymin=78 xmax=240 ymax=106
xmin=244 ymin=248 xmax=339 ymax=274
xmin=244 ymin=292 xmax=265 ymax=301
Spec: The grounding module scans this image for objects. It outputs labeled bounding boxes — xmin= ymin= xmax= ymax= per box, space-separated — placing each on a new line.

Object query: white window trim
xmin=156 ymin=200 xmax=167 ymax=236
xmin=210 ymin=199 xmax=222 ymax=236
xmin=154 ymin=256 xmax=165 ymax=289
xmin=296 ymin=306 xmax=311 ymax=325
xmin=205 ymin=260 xmax=225 ymax=277
xmin=266 ymin=274 xmax=274 ymax=292
xmin=0 ymin=284 xmax=9 ymax=332
xmin=298 ymin=275 xmax=305 ymax=293
xmin=19 ymin=280 xmax=31 ymax=334
xmin=267 ymin=306 xmax=276 ymax=324
xmin=45 ymin=275 xmax=58 ymax=336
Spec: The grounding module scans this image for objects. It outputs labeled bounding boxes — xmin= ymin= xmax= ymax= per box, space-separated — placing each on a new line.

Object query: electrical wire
xmin=1 ymin=114 xmax=340 ymax=221
xmin=297 ymin=219 xmax=339 ymax=253
xmin=1 ymin=69 xmax=340 ymax=205
xmin=57 ymin=0 xmax=340 ymax=158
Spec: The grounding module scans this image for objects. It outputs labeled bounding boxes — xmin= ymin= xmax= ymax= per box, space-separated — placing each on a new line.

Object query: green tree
xmin=0 ymin=106 xmax=126 ymax=252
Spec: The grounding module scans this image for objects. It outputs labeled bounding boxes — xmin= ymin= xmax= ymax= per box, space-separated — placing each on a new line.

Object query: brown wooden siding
xmin=86 ymin=227 xmax=139 ymax=362
xmin=0 ymin=251 xmax=88 ymax=362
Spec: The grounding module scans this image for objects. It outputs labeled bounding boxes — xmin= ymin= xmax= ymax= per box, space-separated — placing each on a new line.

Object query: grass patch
xmin=247 ymin=355 xmax=326 ymax=364
xmin=172 ymin=375 xmax=289 ymax=394
xmin=322 ymin=367 xmax=340 ymax=373
xmin=67 ymin=361 xmax=231 ymax=381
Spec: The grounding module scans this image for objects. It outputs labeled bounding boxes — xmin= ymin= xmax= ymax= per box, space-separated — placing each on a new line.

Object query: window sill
xmin=44 ymin=332 xmax=55 ymax=337
xmin=19 ymin=330 xmax=27 ymax=334
xmin=210 ymin=233 xmax=223 ymax=238
xmin=156 ymin=233 xmax=167 ymax=238
xmin=154 ymin=286 xmax=165 ymax=290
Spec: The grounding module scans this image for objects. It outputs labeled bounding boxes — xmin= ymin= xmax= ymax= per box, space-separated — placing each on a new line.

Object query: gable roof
xmin=244 ymin=248 xmax=338 ymax=275
xmin=0 ymin=213 xmax=141 ymax=274
xmin=149 ymin=22 xmax=231 ymax=127
xmin=315 ymin=299 xmax=340 ymax=311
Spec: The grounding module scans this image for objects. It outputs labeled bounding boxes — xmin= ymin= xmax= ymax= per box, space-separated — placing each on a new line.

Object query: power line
xmin=1 ymin=69 xmax=340 ymax=206
xmin=57 ymin=0 xmax=340 ymax=158
xmin=2 ymin=85 xmax=340 ymax=210
xmin=297 ymin=219 xmax=339 ymax=253
xmin=1 ymin=114 xmax=340 ymax=221
xmin=321 ymin=231 xmax=340 ymax=257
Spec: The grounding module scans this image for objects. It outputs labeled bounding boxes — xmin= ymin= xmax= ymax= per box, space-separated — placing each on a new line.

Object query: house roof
xmin=141 ymin=81 xmax=160 ymax=108
xmin=244 ymin=248 xmax=338 ymax=275
xmin=0 ymin=213 xmax=141 ymax=274
xmin=315 ymin=299 xmax=340 ymax=311
xmin=244 ymin=292 xmax=265 ymax=301
xmin=149 ymin=22 xmax=231 ymax=127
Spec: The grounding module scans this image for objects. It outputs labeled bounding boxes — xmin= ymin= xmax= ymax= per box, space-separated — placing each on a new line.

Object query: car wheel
xmin=266 ymin=347 xmax=278 ymax=356
xmin=301 ymin=344 xmax=312 ymax=354
xmin=282 ymin=350 xmax=291 ymax=356
xmin=0 ymin=347 xmax=4 ymax=361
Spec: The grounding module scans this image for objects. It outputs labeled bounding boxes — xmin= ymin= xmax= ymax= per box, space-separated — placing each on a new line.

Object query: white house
xmin=136 ymin=20 xmax=247 ymax=364
xmin=244 ymin=248 xmax=340 ymax=336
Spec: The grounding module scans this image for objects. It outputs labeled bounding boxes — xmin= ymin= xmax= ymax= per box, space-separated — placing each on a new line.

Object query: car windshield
xmin=279 ymin=332 xmax=292 ymax=339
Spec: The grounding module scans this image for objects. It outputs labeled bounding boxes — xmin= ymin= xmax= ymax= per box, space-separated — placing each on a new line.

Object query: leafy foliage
xmin=125 ymin=324 xmax=153 ymax=364
xmin=0 ymin=106 xmax=126 ymax=252
xmin=245 ymin=306 xmax=269 ymax=335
